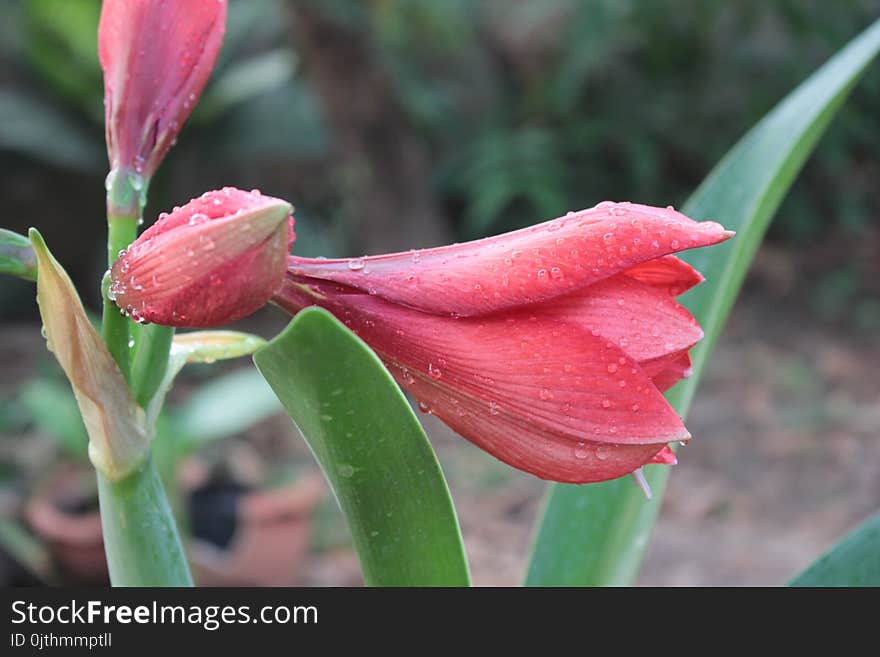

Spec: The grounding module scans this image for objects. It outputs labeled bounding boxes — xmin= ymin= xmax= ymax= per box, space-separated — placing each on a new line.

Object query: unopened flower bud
xmin=110 ymin=188 xmax=295 ymax=328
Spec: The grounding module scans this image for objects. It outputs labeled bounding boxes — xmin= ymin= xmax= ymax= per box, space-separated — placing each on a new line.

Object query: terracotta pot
xmin=187 ymin=472 xmax=325 ymax=586
xmin=25 ymin=466 xmax=107 ymax=584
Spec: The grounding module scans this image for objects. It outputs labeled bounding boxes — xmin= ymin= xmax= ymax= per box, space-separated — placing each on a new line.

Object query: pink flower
xmin=99 ymin=0 xmax=226 ymax=179
xmin=110 ymin=188 xmax=294 ymax=327
xmin=274 ymin=202 xmax=733 ymax=483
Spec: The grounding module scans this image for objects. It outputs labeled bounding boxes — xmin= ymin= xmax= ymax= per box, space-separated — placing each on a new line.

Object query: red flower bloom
xmin=99 ymin=0 xmax=226 ymax=179
xmin=274 ymin=202 xmax=733 ymax=483
xmin=110 ymin=188 xmax=294 ymax=328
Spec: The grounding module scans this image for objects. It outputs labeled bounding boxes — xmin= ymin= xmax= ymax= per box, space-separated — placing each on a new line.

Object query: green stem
xmin=131 ymin=324 xmax=175 ymax=407
xmin=96 ymin=168 xmax=193 ymax=587
xmin=101 ymin=170 xmax=140 ymax=381
xmin=97 ymin=457 xmax=193 ymax=586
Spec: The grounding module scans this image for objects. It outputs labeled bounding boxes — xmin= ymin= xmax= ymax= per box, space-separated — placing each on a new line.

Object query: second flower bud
xmin=110 ymin=188 xmax=294 ymax=328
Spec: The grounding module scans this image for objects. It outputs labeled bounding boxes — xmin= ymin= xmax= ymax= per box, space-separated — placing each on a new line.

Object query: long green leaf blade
xmin=255 ymin=307 xmax=470 ymax=586
xmin=789 ymin=514 xmax=880 ymax=586
xmin=526 ymin=18 xmax=880 ymax=587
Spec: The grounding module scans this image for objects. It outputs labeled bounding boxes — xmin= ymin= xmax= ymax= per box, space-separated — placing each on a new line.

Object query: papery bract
xmin=275 ymin=201 xmax=733 ymax=484
xmin=30 ymin=230 xmax=148 ymax=481
xmin=99 ymin=0 xmax=226 ymax=179
xmin=110 ymin=188 xmax=294 ymax=328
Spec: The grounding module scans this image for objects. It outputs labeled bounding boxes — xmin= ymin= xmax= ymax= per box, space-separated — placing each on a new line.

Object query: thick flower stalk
xmin=99 ymin=0 xmax=227 ymax=185
xmin=111 ymin=198 xmax=731 ymax=484
xmin=110 ymin=188 xmax=295 ymax=328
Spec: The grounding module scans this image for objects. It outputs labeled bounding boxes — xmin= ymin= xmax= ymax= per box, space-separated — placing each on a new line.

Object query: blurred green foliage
xmin=1 ymin=0 xmax=878 ymax=321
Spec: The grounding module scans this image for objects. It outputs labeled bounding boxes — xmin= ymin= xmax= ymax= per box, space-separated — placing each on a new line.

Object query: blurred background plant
xmin=1 ymin=0 xmax=878 ymax=585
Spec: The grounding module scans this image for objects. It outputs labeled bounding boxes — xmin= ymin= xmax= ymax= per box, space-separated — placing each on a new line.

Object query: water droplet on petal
xmin=574 ymin=443 xmax=589 ymax=460
xmin=347 ymin=257 xmax=365 ymax=271
xmin=428 ymin=363 xmax=442 ymax=379
xmin=596 ymin=445 xmax=609 ymax=461
xmin=538 ymin=388 xmax=554 ymax=400
xmin=488 ymin=401 xmax=501 ymax=416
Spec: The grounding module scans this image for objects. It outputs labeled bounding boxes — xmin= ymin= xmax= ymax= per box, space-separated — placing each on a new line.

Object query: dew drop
xmin=618 ymin=380 xmax=626 ymax=388
xmin=347 ymin=257 xmax=365 ymax=271
xmin=538 ymin=388 xmax=553 ymax=401
xmin=601 ymin=399 xmax=611 ymax=409
xmin=401 ymin=370 xmax=415 ymax=385
xmin=428 ymin=363 xmax=442 ymax=380
xmin=607 ymin=364 xmax=618 ymax=374
xmin=574 ymin=443 xmax=589 ymax=460
xmin=631 ymin=403 xmax=640 ymax=412
xmin=339 ymin=464 xmax=355 ymax=478
xmin=670 ymin=239 xmax=680 ymax=249
xmin=550 ymin=266 xmax=563 ymax=280
xmin=488 ymin=401 xmax=501 ymax=416
xmin=417 ymin=401 xmax=431 ymax=414
xmin=596 ymin=445 xmax=609 ymax=461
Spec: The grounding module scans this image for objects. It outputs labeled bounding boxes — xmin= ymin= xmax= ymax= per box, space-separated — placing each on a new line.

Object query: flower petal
xmin=649 ymin=445 xmax=678 ymax=465
xmin=287 ymin=202 xmax=732 ymax=317
xmin=640 ymin=351 xmax=693 ymax=392
xmin=622 ymin=255 xmax=704 ymax=296
xmin=274 ymin=276 xmax=688 ymax=483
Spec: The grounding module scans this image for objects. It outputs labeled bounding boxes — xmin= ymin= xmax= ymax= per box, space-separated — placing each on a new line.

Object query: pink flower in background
xmin=275 ymin=202 xmax=733 ymax=484
xmin=110 ymin=188 xmax=294 ymax=328
xmin=99 ymin=0 xmax=226 ymax=179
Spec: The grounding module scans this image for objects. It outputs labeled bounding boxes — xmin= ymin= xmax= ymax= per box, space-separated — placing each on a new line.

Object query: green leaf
xmin=0 ymin=517 xmax=54 ymax=582
xmin=175 ymin=367 xmax=281 ymax=451
xmin=789 ymin=514 xmax=880 ymax=587
xmin=0 ymin=91 xmax=103 ymax=171
xmin=526 ymin=18 xmax=880 ymax=587
xmin=254 ymin=307 xmax=469 ymax=586
xmin=20 ymin=379 xmax=88 ymax=460
xmin=145 ymin=330 xmax=267 ymax=425
xmin=0 ymin=228 xmax=37 ymax=281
